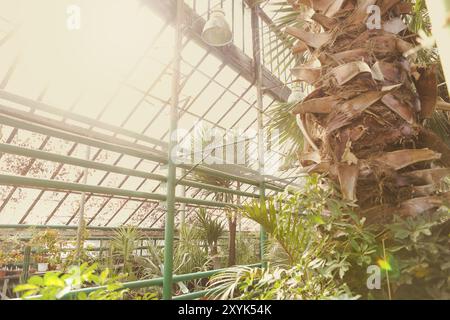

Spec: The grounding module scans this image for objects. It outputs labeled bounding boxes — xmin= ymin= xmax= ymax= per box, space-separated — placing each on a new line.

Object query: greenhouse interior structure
xmin=0 ymin=0 xmax=449 ymax=301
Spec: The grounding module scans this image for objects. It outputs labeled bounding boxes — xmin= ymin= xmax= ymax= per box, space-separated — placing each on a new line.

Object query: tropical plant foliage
xmin=139 ymin=225 xmax=209 ymax=279
xmin=15 ymin=263 xmax=128 ymax=300
xmin=383 ymin=207 xmax=450 ymax=299
xmin=262 ymin=0 xmax=450 ymax=224
xmin=9 ymin=0 xmax=450 ymax=302
xmin=208 ymin=264 xmax=356 ymax=300
xmin=110 ymin=226 xmax=142 ymax=278
xmin=208 ymin=175 xmax=450 ymax=300
xmin=194 ymin=208 xmax=225 ymax=251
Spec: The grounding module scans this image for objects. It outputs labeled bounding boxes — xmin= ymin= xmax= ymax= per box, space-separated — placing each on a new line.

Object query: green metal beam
xmin=0 ymin=113 xmax=286 ymax=192
xmin=172 ymin=288 xmax=218 ymax=300
xmin=0 ymin=89 xmax=167 ymax=149
xmin=0 ymin=174 xmax=241 ymax=209
xmin=51 ymin=263 xmax=261 ymax=300
xmin=0 ymin=112 xmax=168 ymax=162
xmin=0 ymin=143 xmax=258 ymax=199
xmin=0 ymin=224 xmax=163 ymax=233
xmin=147 ymin=0 xmax=291 ymax=102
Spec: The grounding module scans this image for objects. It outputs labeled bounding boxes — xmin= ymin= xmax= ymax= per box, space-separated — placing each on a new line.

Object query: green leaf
xmin=312 ymin=215 xmax=325 ymax=225
xmin=394 ymin=229 xmax=410 ymax=240
xmin=100 ymin=269 xmax=109 ymax=283
xmin=28 ymin=275 xmax=44 ymax=286
xmin=43 ymin=274 xmax=65 ymax=288
xmin=14 ymin=284 xmax=39 ymax=292
xmin=77 ymin=292 xmax=88 ymax=300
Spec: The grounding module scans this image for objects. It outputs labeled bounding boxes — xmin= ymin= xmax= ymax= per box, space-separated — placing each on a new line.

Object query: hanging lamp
xmin=201 ymin=9 xmax=233 ymax=47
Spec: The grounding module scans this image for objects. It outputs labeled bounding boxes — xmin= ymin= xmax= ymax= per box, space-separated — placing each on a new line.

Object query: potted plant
xmin=7 ymin=249 xmax=24 ymax=276
xmin=48 ymin=253 xmax=62 ymax=271
xmin=35 ymin=253 xmax=49 ymax=272
xmin=29 ymin=230 xmax=60 ymax=273
xmin=0 ymin=252 xmax=6 ymax=278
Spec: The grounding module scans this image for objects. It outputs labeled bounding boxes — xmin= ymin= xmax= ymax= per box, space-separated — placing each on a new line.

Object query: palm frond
xmin=194 ymin=208 xmax=225 ymax=246
xmin=426 ymin=111 xmax=450 ymax=150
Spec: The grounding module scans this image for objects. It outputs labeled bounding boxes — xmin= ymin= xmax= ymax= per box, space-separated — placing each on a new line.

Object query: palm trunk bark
xmin=286 ymin=0 xmax=450 ymax=222
xmin=210 ymin=243 xmax=221 ymax=270
xmin=227 ymin=215 xmax=237 ymax=266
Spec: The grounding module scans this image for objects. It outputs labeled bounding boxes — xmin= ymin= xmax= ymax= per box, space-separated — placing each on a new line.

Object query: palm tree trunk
xmin=286 ymin=0 xmax=450 ymax=222
xmin=227 ymin=215 xmax=237 ymax=266
xmin=225 ymin=193 xmax=237 ymax=267
xmin=210 ymin=243 xmax=221 ymax=269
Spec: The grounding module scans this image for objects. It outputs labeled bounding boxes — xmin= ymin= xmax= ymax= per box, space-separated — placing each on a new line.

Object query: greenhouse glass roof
xmin=0 ymin=0 xmax=300 ymax=230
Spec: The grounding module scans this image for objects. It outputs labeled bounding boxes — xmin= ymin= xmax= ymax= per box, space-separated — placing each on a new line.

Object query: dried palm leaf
xmin=331 ymin=61 xmax=372 ymax=85
xmin=311 ymin=13 xmax=338 ymax=30
xmin=394 ymin=2 xmax=413 ymax=14
xmin=383 ymin=17 xmax=408 ymax=34
xmin=381 ymin=93 xmax=416 ymax=124
xmin=285 ymin=26 xmax=333 ymax=49
xmin=292 ymin=41 xmax=309 ymax=54
xmin=398 ymin=192 xmax=450 ymax=216
xmin=297 ymin=0 xmax=344 ymax=17
xmin=415 ymin=65 xmax=438 ymax=119
xmin=346 ymin=0 xmax=378 ymax=25
xmin=379 ymin=0 xmax=402 ymax=15
xmin=368 ymin=35 xmax=414 ymax=55
xmin=337 ymin=164 xmax=359 ymax=201
xmin=292 ymin=95 xmax=340 ymax=114
xmin=372 ymin=61 xmax=404 ymax=83
xmin=405 ymin=168 xmax=450 ymax=184
xmin=412 ymin=184 xmax=438 ymax=196
xmin=374 ymin=148 xmax=442 ymax=170
xmin=291 ymin=66 xmax=322 ymax=84
xmin=326 ymin=90 xmax=393 ymax=133
xmin=298 ymin=150 xmax=322 ymax=163
xmin=322 ymin=49 xmax=371 ymax=65
xmin=303 ymin=161 xmax=332 ymax=174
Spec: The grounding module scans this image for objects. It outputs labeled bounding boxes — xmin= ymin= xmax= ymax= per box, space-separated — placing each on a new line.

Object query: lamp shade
xmin=201 ymin=9 xmax=233 ymax=47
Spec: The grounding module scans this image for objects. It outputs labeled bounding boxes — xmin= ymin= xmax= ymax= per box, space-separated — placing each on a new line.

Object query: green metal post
xmin=163 ymin=0 xmax=183 ymax=300
xmin=0 ymin=115 xmax=286 ymax=192
xmin=251 ymin=4 xmax=267 ymax=268
xmin=259 ymin=182 xmax=267 ymax=267
xmin=0 ymin=143 xmax=259 ymax=199
xmin=0 ymin=173 xmax=241 ymax=209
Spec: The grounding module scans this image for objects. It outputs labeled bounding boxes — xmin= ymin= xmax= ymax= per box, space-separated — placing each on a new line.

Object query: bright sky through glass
xmin=0 ymin=0 xmax=299 ymax=228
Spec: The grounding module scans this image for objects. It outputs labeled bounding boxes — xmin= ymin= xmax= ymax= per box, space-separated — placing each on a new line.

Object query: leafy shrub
xmin=208 ymin=264 xmax=357 ymax=300
xmin=382 ymin=207 xmax=450 ymax=299
xmin=15 ymin=263 xmax=128 ymax=300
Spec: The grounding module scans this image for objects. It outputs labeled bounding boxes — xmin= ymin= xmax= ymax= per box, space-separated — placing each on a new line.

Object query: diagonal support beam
xmin=144 ymin=0 xmax=290 ymax=102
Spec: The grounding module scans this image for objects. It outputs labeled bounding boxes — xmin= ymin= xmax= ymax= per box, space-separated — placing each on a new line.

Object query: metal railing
xmin=23 ymin=263 xmax=262 ymax=300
